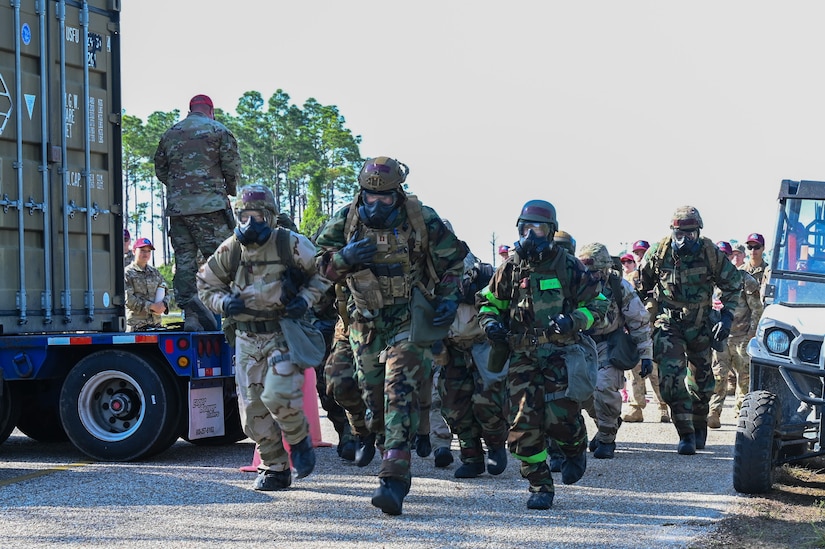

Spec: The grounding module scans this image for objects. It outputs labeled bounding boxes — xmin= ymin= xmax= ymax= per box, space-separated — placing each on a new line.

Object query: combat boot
xmin=253 ymin=469 xmax=292 ymax=491
xmin=433 ymin=447 xmax=454 ymax=468
xmin=593 ymin=441 xmax=616 ymax=459
xmin=355 ymin=433 xmax=377 ymax=467
xmin=561 ymin=450 xmax=586 ymax=485
xmin=660 ymin=405 xmax=671 ymax=423
xmin=289 ymin=436 xmax=316 ymax=479
xmin=413 ymin=434 xmax=432 ymax=458
xmin=486 ymin=445 xmax=508 ymax=475
xmin=677 ymin=433 xmax=696 ymax=455
xmin=526 ymin=491 xmax=554 ymax=510
xmin=621 ymin=407 xmax=644 ymax=423
xmin=371 ymin=477 xmax=410 ymax=515
xmin=707 ymin=411 xmax=721 ymax=429
xmin=183 ymin=305 xmax=204 ymax=332
xmin=454 ymin=461 xmax=485 ymax=478
xmin=547 ymin=440 xmax=564 ymax=473
xmin=695 ymin=427 xmax=708 ymax=450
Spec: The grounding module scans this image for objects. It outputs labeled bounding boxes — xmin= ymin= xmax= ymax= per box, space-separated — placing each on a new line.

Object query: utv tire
xmin=733 ymin=390 xmax=780 ymax=494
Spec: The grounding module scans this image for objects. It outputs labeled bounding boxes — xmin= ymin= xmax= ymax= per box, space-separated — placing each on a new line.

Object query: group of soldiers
xmin=123 ymin=95 xmax=766 ymax=516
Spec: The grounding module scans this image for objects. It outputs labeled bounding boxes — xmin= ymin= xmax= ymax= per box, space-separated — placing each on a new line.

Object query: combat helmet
xmin=578 ymin=242 xmax=613 ymax=271
xmin=670 ymin=205 xmax=703 ymax=231
xmin=235 ymin=184 xmax=279 ymax=228
xmin=554 ymin=230 xmax=576 ymax=255
xmin=517 ymin=200 xmax=557 ymax=235
xmin=358 ymin=157 xmax=409 ymax=192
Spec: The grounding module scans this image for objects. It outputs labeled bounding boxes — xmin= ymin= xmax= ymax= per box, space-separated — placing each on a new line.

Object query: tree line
xmin=122 ymin=89 xmax=364 ymax=266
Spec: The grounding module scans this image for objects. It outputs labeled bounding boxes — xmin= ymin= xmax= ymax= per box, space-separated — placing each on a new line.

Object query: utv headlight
xmin=765 ymin=329 xmax=791 ymax=355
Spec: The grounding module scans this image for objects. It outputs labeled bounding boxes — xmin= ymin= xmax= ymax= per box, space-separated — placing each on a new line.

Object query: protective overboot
xmin=185 ymin=299 xmax=218 ymax=331
xmin=695 ymin=427 xmax=708 ymax=450
xmin=371 ymin=477 xmax=409 ymax=516
xmin=183 ymin=306 xmax=205 ymax=332
xmin=253 ymin=469 xmax=292 ymax=491
xmin=414 ymin=434 xmax=432 ymax=458
xmin=593 ymin=441 xmax=616 ymax=460
xmin=355 ymin=433 xmax=377 ymax=467
xmin=547 ymin=439 xmax=564 ymax=472
xmin=486 ymin=445 xmax=508 ymax=476
xmin=660 ymin=405 xmax=671 ymax=423
xmin=588 ymin=436 xmax=599 ymax=453
xmin=677 ymin=433 xmax=696 ymax=455
xmin=707 ymin=411 xmax=721 ymax=429
xmin=621 ymin=407 xmax=644 ymax=423
xmin=561 ymin=450 xmax=587 ymax=485
xmin=339 ymin=439 xmax=356 ymax=462
xmin=433 ymin=447 xmax=454 ymax=468
xmin=526 ymin=491 xmax=554 ymax=510
xmin=454 ymin=461 xmax=485 ymax=479
xmin=289 ymin=436 xmax=316 ymax=479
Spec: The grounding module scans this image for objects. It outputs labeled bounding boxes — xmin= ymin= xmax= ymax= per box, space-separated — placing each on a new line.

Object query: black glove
xmin=280 ymin=267 xmax=306 ymax=305
xmin=549 ymin=313 xmax=575 ymax=335
xmin=313 ymin=318 xmax=336 ymax=340
xmin=340 ymin=237 xmax=377 ymax=266
xmin=712 ymin=308 xmax=733 ymax=342
xmin=484 ymin=321 xmax=508 ymax=342
xmin=284 ymin=296 xmax=309 ymax=319
xmin=222 ymin=294 xmax=245 ymax=316
xmin=431 ymin=340 xmax=445 ymax=356
xmin=640 ymin=358 xmax=653 ymax=378
xmin=432 ymin=299 xmax=458 ymax=327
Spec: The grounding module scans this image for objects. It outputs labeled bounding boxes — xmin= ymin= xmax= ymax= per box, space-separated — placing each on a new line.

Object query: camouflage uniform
xmin=123 ymin=249 xmax=135 ymax=268
xmin=154 ymin=109 xmax=241 ymax=326
xmin=639 ymin=207 xmax=742 ymax=453
xmin=582 ymin=267 xmax=652 ymax=451
xmin=708 ymin=271 xmax=763 ymax=423
xmin=315 ymin=182 xmax=467 ymax=509
xmin=124 ymin=261 xmax=168 ymax=331
xmin=197 ymin=220 xmax=330 ymax=478
xmin=477 ymin=242 xmax=608 ymax=499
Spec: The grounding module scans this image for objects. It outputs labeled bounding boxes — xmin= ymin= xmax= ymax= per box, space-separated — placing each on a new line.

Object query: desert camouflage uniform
xmin=124 ymin=261 xmax=168 ymax=331
xmin=197 ymin=229 xmax=330 ymax=473
xmin=155 ymin=111 xmax=241 ymax=311
xmin=584 ymin=272 xmax=651 ymax=445
xmin=477 ymin=249 xmax=608 ymax=495
xmin=315 ymin=204 xmax=467 ymax=487
xmin=709 ymin=271 xmax=763 ymax=417
xmin=639 ymin=237 xmax=743 ymax=440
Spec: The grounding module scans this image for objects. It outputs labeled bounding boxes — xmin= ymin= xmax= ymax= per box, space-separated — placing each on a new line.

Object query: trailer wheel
xmin=16 ymin=381 xmax=69 ymax=442
xmin=0 ymin=380 xmax=22 ymax=445
xmin=59 ymin=350 xmax=181 ymax=461
xmin=733 ymin=390 xmax=780 ymax=494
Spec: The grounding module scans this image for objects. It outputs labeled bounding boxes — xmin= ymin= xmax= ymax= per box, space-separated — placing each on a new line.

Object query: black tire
xmin=16 ymin=381 xmax=69 ymax=442
xmin=59 ymin=350 xmax=181 ymax=462
xmin=0 ymin=380 xmax=22 ymax=445
xmin=733 ymin=390 xmax=780 ymax=494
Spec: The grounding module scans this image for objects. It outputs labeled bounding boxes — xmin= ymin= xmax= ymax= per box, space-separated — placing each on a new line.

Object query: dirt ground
xmin=691 ymin=458 xmax=825 ymax=549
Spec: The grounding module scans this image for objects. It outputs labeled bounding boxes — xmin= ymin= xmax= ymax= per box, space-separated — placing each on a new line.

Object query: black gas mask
xmin=234 ymin=210 xmax=272 ymax=245
xmin=514 ymin=222 xmax=553 ymax=262
xmin=357 ymin=190 xmax=400 ymax=228
xmin=671 ymin=228 xmax=701 ymax=256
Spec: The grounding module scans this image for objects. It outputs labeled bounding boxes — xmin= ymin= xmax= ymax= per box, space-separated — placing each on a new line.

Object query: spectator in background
xmin=730 ymin=244 xmax=746 ymax=268
xmin=124 ymin=238 xmax=168 ymax=332
xmin=631 ymin=240 xmax=650 ymax=264
xmin=742 ymin=233 xmax=768 ymax=286
xmin=123 ymin=229 xmax=134 ymax=268
xmin=498 ymin=245 xmax=511 ymax=264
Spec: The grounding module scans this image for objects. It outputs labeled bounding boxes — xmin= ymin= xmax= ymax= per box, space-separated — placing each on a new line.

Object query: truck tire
xmin=0 ymin=380 xmax=22 ymax=445
xmin=59 ymin=350 xmax=181 ymax=462
xmin=733 ymin=390 xmax=780 ymax=494
xmin=16 ymin=380 xmax=69 ymax=442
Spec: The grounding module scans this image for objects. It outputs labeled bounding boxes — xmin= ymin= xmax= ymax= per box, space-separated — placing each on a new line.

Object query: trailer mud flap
xmin=188 ymin=379 xmax=226 ymax=440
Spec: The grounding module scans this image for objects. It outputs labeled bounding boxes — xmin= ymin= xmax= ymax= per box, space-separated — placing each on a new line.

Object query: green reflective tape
xmin=577 ymin=306 xmax=595 ymax=329
xmin=539 ymin=277 xmax=561 ymax=291
xmin=481 ymin=287 xmax=509 ymax=311
xmin=512 ymin=448 xmax=548 ymax=464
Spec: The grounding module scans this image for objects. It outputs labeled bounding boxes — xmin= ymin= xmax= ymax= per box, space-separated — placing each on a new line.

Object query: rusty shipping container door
xmin=0 ymin=0 xmax=123 ymax=335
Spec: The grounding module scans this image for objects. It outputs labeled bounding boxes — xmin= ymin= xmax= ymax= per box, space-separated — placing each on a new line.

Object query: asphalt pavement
xmin=0 ymin=400 xmax=742 ymax=549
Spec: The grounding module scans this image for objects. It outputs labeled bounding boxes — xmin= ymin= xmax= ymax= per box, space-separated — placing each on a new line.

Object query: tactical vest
xmin=649 ymin=236 xmax=721 ymax=323
xmin=510 ymin=248 xmax=573 ymax=336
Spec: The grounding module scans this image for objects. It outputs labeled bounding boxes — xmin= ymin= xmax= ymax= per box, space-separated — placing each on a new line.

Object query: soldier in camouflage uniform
xmin=578 ymin=243 xmax=652 ymax=459
xmin=708 ymin=242 xmax=763 ymax=429
xmin=124 ymin=238 xmax=169 ymax=331
xmin=155 ymin=94 xmax=241 ymax=332
xmin=197 ymin=185 xmax=331 ymax=491
xmin=315 ymin=157 xmax=467 ymax=515
xmin=123 ymin=229 xmax=135 ymax=268
xmin=478 ymin=200 xmax=608 ymax=510
xmin=639 ymin=206 xmax=743 ymax=455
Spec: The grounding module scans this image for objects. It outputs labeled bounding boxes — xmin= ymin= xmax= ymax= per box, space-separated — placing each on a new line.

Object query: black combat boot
xmin=486 ymin=445 xmax=508 ymax=475
xmin=593 ymin=441 xmax=616 ymax=459
xmin=413 ymin=434 xmax=432 ymax=458
xmin=433 ymin=447 xmax=454 ymax=468
xmin=526 ymin=490 xmax=554 ymax=510
xmin=454 ymin=461 xmax=485 ymax=478
xmin=561 ymin=450 xmax=586 ymax=485
xmin=547 ymin=439 xmax=564 ymax=472
xmin=677 ymin=433 xmax=696 ymax=455
xmin=253 ymin=469 xmax=292 ymax=491
xmin=355 ymin=433 xmax=377 ymax=467
xmin=289 ymin=436 xmax=316 ymax=479
xmin=371 ymin=477 xmax=410 ymax=515
xmin=694 ymin=427 xmax=707 ymax=450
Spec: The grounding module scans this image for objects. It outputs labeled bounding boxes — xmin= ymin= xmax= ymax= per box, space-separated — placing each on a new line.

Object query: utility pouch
xmin=408 ymin=287 xmax=450 ymax=345
xmin=606 ymin=328 xmax=640 ymax=370
xmin=471 ymin=341 xmax=510 ymax=390
xmin=346 ymin=268 xmax=384 ymax=311
xmin=564 ymin=335 xmax=597 ymax=403
xmin=280 ymin=318 xmax=326 ymax=370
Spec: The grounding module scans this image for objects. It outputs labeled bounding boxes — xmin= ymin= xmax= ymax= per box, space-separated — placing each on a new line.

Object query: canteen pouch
xmin=280 ymin=317 xmax=327 ymax=370
xmin=471 ymin=340 xmax=510 ymax=390
xmin=563 ymin=335 xmax=598 ymax=403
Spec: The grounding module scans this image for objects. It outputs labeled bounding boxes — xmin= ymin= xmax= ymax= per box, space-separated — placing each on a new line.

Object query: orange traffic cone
xmin=240 ymin=367 xmax=332 ymax=472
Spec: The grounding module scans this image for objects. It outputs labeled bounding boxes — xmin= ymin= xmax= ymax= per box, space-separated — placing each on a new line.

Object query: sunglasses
xmin=621 ymin=259 xmax=635 ymax=264
xmin=746 ymin=244 xmax=763 ymax=250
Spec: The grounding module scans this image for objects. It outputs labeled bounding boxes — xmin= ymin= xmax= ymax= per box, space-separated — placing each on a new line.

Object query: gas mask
xmin=671 ymin=228 xmax=700 ymax=256
xmin=235 ymin=212 xmax=272 ymax=245
xmin=514 ymin=228 xmax=552 ymax=262
xmin=357 ymin=190 xmax=399 ymax=228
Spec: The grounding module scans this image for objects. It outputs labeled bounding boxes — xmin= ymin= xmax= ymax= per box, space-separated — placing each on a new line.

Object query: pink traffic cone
xmin=240 ymin=367 xmax=332 ymax=472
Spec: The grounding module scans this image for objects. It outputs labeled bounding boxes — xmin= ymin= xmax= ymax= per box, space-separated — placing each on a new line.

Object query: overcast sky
xmin=121 ymin=1 xmax=825 ymax=264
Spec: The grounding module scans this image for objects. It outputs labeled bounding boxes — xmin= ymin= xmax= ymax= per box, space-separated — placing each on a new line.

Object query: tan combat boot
xmin=707 ymin=410 xmax=722 ymax=429
xmin=659 ymin=404 xmax=671 ymax=423
xmin=622 ymin=407 xmax=644 ymax=423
